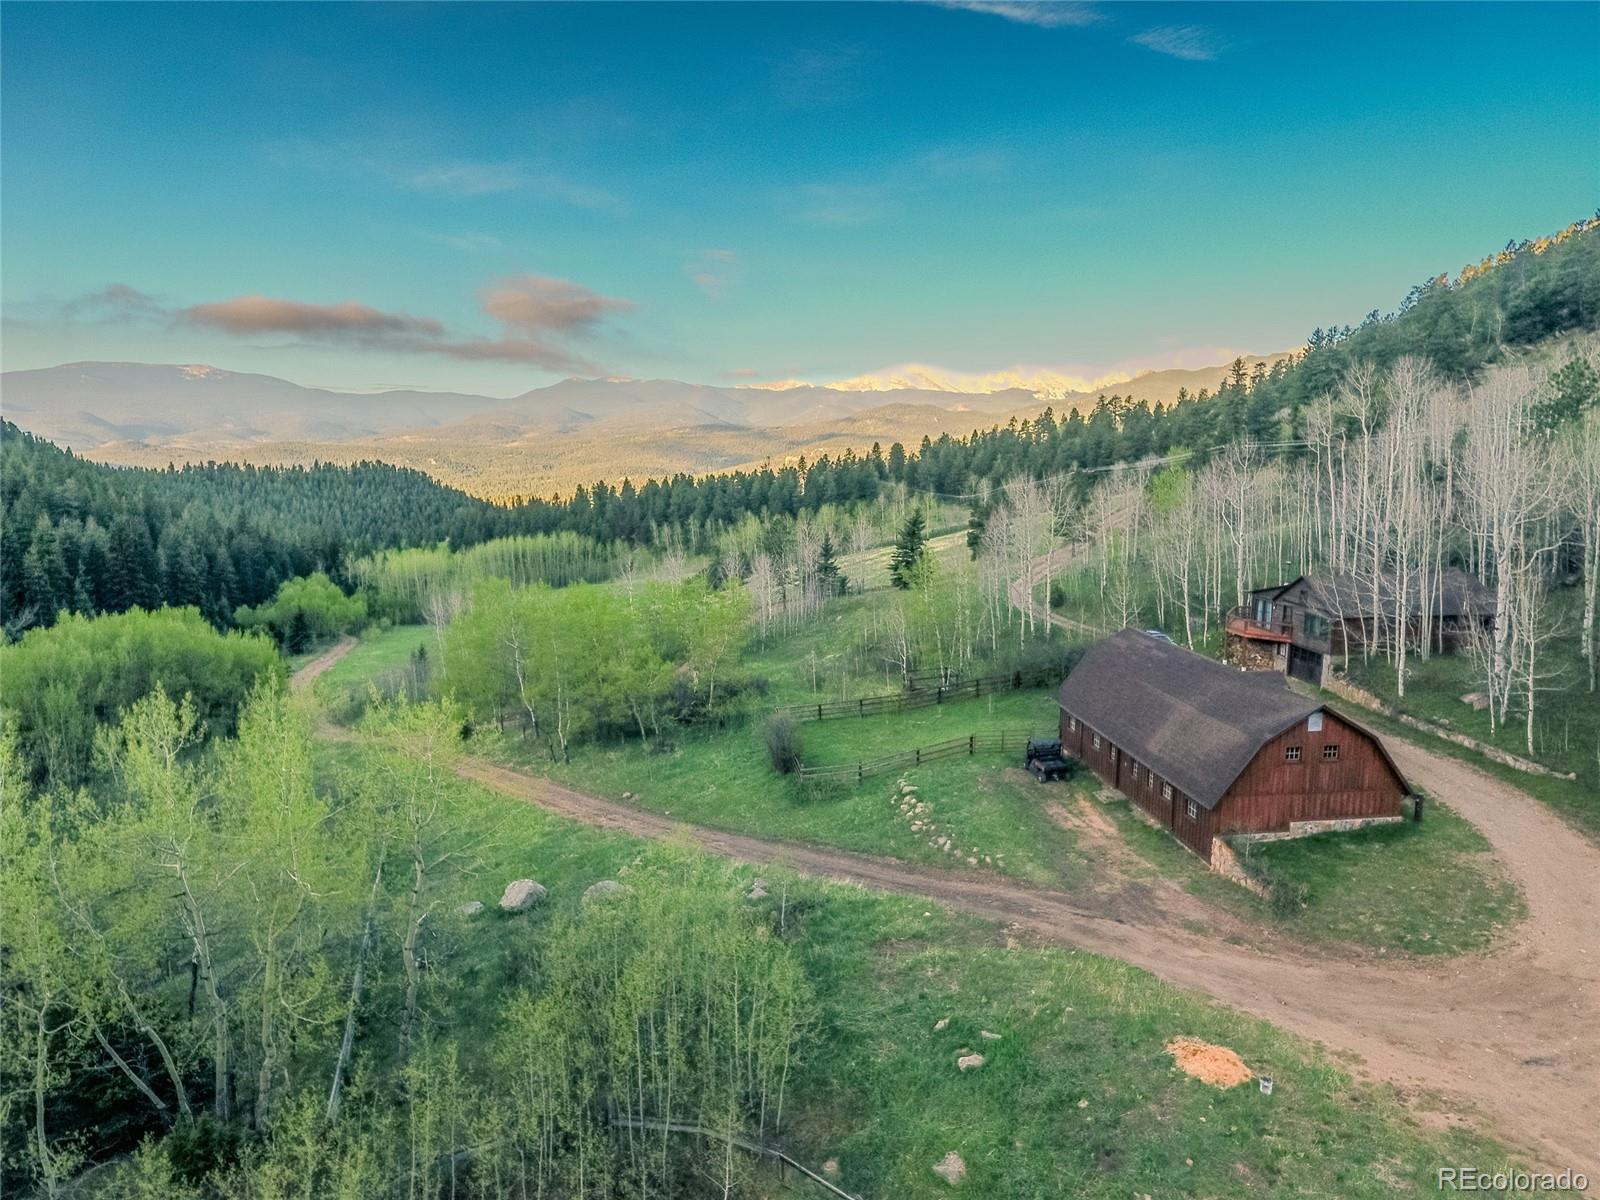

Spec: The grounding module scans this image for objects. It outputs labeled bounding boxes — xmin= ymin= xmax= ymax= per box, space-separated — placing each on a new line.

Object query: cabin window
xmin=1253 ymin=598 xmax=1273 ymax=624
xmin=1307 ymin=712 xmax=1324 ymax=732
xmin=1185 ymin=799 xmax=1199 ymax=820
xmin=1092 ymin=733 xmax=1101 ymax=750
xmin=1285 ymin=745 xmax=1302 ymax=762
xmin=1322 ymin=744 xmax=1340 ymax=760
xmin=1161 ymin=783 xmax=1173 ymax=801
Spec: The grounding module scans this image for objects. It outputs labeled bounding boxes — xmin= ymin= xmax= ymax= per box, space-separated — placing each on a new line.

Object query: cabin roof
xmin=1248 ymin=569 xmax=1496 ymax=619
xmin=1056 ymin=630 xmax=1321 ymax=810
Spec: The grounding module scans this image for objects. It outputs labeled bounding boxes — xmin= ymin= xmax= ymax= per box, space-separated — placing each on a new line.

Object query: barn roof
xmin=1249 ymin=569 xmax=1496 ymax=619
xmin=1056 ymin=630 xmax=1321 ymax=810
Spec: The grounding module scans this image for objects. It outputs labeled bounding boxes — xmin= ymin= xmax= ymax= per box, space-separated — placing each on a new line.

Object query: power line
xmin=903 ymin=440 xmax=1312 ymax=503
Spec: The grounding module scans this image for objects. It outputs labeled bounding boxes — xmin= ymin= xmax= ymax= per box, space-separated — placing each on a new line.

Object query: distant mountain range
xmin=2 ymin=356 xmax=1288 ymax=498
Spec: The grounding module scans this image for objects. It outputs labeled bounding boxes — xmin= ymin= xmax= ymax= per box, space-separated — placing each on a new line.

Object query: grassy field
xmin=310 ymin=735 xmax=1538 ymax=1200
xmin=837 ymin=527 xmax=970 ymax=592
xmin=1103 ymin=793 xmax=1523 ymax=957
xmin=309 ymin=623 xmax=435 ymax=705
xmin=1235 ymin=802 xmax=1524 ymax=955
xmin=487 ymin=685 xmax=1089 ymax=888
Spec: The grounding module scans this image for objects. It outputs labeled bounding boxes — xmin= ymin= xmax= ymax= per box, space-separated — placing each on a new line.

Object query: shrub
xmin=762 ymin=714 xmax=803 ymax=774
xmin=795 ymin=775 xmax=847 ymax=804
xmin=1269 ymin=878 xmax=1311 ymax=917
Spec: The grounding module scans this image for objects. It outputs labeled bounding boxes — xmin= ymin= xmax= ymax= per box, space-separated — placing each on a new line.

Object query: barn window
xmin=1307 ymin=712 xmax=1324 ymax=732
xmin=1092 ymin=733 xmax=1101 ymax=750
xmin=1285 ymin=746 xmax=1302 ymax=762
xmin=1185 ymin=799 xmax=1199 ymax=820
xmin=1068 ymin=716 xmax=1078 ymax=732
xmin=1109 ymin=747 xmax=1118 ymax=763
xmin=1322 ymin=744 xmax=1339 ymax=760
xmin=1161 ymin=783 xmax=1173 ymax=801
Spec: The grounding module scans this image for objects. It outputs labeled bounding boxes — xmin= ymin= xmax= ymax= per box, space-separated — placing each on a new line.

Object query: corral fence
xmin=797 ymin=730 xmax=1050 ymax=783
xmin=777 ymin=665 xmax=1061 ymax=723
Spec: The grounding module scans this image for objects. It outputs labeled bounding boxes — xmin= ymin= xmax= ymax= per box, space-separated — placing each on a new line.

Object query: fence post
xmin=858 ymin=698 xmax=864 ymax=716
xmin=857 ymin=762 xmax=862 ymax=784
xmin=936 ymin=686 xmax=943 ymax=706
xmin=968 ymin=734 xmax=975 ymax=755
xmin=915 ymin=747 xmax=921 ymax=765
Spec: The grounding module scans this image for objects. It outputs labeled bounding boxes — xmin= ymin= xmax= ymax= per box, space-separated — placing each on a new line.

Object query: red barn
xmin=1057 ymin=630 xmax=1411 ymax=861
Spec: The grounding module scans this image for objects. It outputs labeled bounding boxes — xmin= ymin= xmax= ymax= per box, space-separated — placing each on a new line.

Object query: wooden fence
xmin=797 ymin=730 xmax=1047 ymax=783
xmin=777 ymin=665 xmax=1061 ymax=723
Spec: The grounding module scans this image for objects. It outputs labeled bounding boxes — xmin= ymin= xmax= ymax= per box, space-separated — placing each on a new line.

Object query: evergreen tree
xmin=888 ymin=510 xmax=928 ymax=590
xmin=285 ymin=609 xmax=313 ymax=654
xmin=815 ymin=532 xmax=845 ymax=596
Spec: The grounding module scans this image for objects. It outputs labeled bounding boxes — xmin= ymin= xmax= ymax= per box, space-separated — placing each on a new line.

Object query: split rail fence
xmin=776 ymin=665 xmax=1061 ymax=723
xmin=796 ymin=730 xmax=1049 ymax=783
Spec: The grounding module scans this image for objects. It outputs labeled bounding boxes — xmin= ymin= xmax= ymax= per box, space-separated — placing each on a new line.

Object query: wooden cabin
xmin=1056 ymin=630 xmax=1410 ymax=862
xmin=1224 ymin=569 xmax=1496 ymax=685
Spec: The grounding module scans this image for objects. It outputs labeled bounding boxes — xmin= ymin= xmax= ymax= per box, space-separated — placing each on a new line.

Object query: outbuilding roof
xmin=1056 ymin=629 xmax=1321 ymax=810
xmin=1248 ymin=569 xmax=1496 ymax=619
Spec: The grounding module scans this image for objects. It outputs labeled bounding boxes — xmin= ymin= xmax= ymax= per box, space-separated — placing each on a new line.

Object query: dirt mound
xmin=1165 ymin=1037 xmax=1253 ymax=1088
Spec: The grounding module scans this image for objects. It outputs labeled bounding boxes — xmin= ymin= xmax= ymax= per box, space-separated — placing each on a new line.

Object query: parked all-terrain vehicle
xmin=1025 ymin=737 xmax=1073 ymax=782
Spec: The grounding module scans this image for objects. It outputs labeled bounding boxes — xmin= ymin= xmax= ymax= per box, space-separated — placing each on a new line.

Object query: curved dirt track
xmin=290 ymin=633 xmax=359 ymax=690
xmin=455 ymin=731 xmax=1600 ymax=1174
xmin=1005 ymin=543 xmax=1103 ymax=637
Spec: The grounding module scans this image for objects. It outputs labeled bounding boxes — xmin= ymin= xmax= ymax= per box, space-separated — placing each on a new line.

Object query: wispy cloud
xmin=789 ymin=182 xmax=890 ymax=228
xmin=408 ymin=161 xmax=529 ymax=197
xmin=417 ymin=230 xmax=505 ymax=253
xmin=935 ymin=2 xmax=1102 ymax=29
xmin=409 ymin=160 xmax=625 ymax=212
xmin=268 ymin=137 xmax=625 ymax=213
xmin=62 ymin=274 xmax=633 ymax=373
xmin=685 ymin=249 xmax=743 ymax=299
xmin=478 ymin=274 xmax=633 ymax=339
xmin=184 ymin=296 xmax=445 ymax=339
xmin=770 ymin=43 xmax=868 ymax=107
xmin=1130 ymin=25 xmax=1227 ymax=61
xmin=61 ymin=283 xmax=167 ymax=324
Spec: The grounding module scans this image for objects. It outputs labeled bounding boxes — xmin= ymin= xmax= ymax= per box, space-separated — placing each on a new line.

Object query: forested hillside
xmin=0 ymin=425 xmax=507 ymax=635
xmin=4 ymin=218 xmax=1594 ymax=640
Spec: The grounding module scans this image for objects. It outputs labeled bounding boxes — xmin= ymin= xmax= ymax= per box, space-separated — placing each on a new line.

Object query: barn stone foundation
xmin=1209 ymin=838 xmax=1272 ymax=898
xmin=1226 ymin=815 xmax=1405 ymax=846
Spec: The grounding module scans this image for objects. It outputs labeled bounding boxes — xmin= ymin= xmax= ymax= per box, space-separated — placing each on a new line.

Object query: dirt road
xmin=454 ymin=747 xmax=1600 ymax=1174
xmin=290 ymin=634 xmax=358 ymax=691
xmin=1005 ymin=544 xmax=1103 ymax=637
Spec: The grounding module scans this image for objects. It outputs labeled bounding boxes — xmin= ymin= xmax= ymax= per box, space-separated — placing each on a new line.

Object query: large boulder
xmin=582 ymin=879 xmax=626 ymax=905
xmin=499 ymin=880 xmax=547 ymax=912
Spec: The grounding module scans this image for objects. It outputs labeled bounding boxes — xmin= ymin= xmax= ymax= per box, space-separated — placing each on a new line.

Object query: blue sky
xmin=3 ymin=1 xmax=1596 ymax=395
